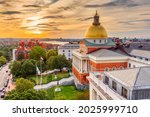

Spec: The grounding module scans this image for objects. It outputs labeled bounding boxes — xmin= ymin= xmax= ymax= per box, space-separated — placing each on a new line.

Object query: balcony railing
xmin=90 ymin=72 xmax=126 ymax=100
xmin=129 ymin=57 xmax=150 ymax=65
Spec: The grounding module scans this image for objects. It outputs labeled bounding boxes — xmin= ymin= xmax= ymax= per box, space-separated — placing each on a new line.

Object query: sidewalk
xmin=42 ymin=69 xmax=60 ymax=75
xmin=34 ymin=76 xmax=74 ymax=90
xmin=6 ymin=75 xmax=15 ymax=92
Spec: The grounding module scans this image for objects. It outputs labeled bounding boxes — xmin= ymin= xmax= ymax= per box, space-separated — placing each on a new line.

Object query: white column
xmin=86 ymin=60 xmax=88 ymax=72
xmin=91 ymin=89 xmax=97 ymax=100
xmin=90 ymin=85 xmax=93 ymax=100
xmin=81 ymin=59 xmax=83 ymax=73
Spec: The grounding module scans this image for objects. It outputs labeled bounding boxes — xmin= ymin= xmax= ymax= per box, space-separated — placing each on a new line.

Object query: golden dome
xmin=85 ymin=25 xmax=108 ymax=39
xmin=84 ymin=11 xmax=108 ymax=39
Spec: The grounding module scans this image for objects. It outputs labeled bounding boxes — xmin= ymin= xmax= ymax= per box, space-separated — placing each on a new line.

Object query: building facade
xmin=90 ymin=66 xmax=150 ymax=100
xmin=58 ymin=43 xmax=79 ymax=60
xmin=72 ymin=11 xmax=150 ymax=100
xmin=72 ymin=12 xmax=129 ymax=89
xmin=12 ymin=40 xmax=46 ymax=61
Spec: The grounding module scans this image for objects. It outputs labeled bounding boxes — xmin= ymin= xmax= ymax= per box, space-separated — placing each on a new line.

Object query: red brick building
xmin=72 ymin=12 xmax=128 ymax=89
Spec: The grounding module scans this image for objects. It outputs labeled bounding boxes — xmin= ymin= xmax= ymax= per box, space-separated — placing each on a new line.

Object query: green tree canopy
xmin=16 ymin=51 xmax=25 ymax=60
xmin=0 ymin=56 xmax=6 ymax=66
xmin=10 ymin=61 xmax=22 ymax=77
xmin=22 ymin=60 xmax=36 ymax=77
xmin=4 ymin=78 xmax=48 ymax=100
xmin=47 ymin=55 xmax=71 ymax=71
xmin=0 ymin=50 xmax=4 ymax=57
xmin=36 ymin=60 xmax=46 ymax=72
xmin=46 ymin=49 xmax=58 ymax=60
xmin=15 ymin=78 xmax=34 ymax=92
xmin=29 ymin=46 xmax=46 ymax=60
xmin=46 ymin=56 xmax=57 ymax=70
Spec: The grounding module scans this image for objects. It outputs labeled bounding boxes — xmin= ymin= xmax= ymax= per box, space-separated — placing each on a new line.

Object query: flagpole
xmin=36 ymin=63 xmax=38 ymax=85
xmin=40 ymin=57 xmax=43 ymax=89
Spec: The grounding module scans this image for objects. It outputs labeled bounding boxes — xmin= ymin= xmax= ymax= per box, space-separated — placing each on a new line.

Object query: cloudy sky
xmin=0 ymin=0 xmax=150 ymax=38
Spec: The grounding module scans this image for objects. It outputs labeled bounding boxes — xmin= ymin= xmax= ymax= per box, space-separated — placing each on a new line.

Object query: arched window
xmin=120 ymin=66 xmax=124 ymax=70
xmin=105 ymin=67 xmax=109 ymax=71
xmin=94 ymin=40 xmax=96 ymax=43
xmin=112 ymin=67 xmax=117 ymax=71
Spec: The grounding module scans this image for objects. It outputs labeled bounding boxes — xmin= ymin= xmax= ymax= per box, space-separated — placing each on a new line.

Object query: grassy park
xmin=29 ymin=72 xmax=70 ymax=85
xmin=46 ymin=85 xmax=89 ymax=100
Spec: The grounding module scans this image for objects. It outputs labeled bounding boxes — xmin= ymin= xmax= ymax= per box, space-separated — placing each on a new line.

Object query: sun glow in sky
xmin=0 ymin=0 xmax=150 ymax=38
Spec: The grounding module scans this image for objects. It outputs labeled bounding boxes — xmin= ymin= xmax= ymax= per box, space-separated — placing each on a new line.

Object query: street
xmin=0 ymin=64 xmax=11 ymax=100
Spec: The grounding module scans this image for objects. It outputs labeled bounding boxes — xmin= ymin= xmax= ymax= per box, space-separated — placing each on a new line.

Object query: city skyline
xmin=0 ymin=0 xmax=150 ymax=38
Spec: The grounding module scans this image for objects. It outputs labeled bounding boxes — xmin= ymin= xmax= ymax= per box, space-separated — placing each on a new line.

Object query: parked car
xmin=6 ymin=79 xmax=9 ymax=84
xmin=1 ymin=92 xmax=5 ymax=98
xmin=2 ymin=88 xmax=6 ymax=93
xmin=0 ymin=87 xmax=5 ymax=92
xmin=4 ymin=82 xmax=8 ymax=87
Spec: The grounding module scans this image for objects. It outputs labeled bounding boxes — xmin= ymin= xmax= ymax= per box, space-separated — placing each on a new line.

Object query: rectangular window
xmin=122 ymin=87 xmax=128 ymax=98
xmin=63 ymin=50 xmax=65 ymax=52
xmin=112 ymin=81 xmax=117 ymax=91
xmin=129 ymin=63 xmax=131 ymax=68
xmin=139 ymin=57 xmax=142 ymax=60
xmin=104 ymin=76 xmax=109 ymax=85
xmin=145 ymin=58 xmax=149 ymax=61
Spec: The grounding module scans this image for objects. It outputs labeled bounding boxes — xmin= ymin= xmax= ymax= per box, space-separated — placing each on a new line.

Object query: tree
xmin=29 ymin=46 xmax=46 ymax=60
xmin=0 ymin=50 xmax=4 ymax=57
xmin=55 ymin=55 xmax=71 ymax=72
xmin=46 ymin=49 xmax=58 ymax=60
xmin=46 ymin=56 xmax=57 ymax=70
xmin=0 ymin=56 xmax=6 ymax=67
xmin=3 ymin=47 xmax=11 ymax=61
xmin=4 ymin=78 xmax=48 ymax=100
xmin=36 ymin=60 xmax=46 ymax=72
xmin=22 ymin=60 xmax=36 ymax=77
xmin=10 ymin=61 xmax=22 ymax=77
xmin=10 ymin=59 xmax=37 ymax=78
xmin=15 ymin=78 xmax=34 ymax=92
xmin=17 ymin=51 xmax=25 ymax=60
xmin=47 ymin=55 xmax=70 ymax=72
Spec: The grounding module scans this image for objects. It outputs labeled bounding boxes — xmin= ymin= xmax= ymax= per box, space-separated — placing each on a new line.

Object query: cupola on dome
xmin=84 ymin=11 xmax=108 ymax=39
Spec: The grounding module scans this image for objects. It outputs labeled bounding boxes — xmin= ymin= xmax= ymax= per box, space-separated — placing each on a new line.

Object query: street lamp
xmin=54 ymin=73 xmax=61 ymax=92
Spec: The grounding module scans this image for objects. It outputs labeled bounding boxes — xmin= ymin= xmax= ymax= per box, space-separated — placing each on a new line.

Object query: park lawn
xmin=51 ymin=72 xmax=70 ymax=81
xmin=46 ymin=85 xmax=89 ymax=100
xmin=29 ymin=72 xmax=69 ymax=85
xmin=29 ymin=75 xmax=51 ymax=85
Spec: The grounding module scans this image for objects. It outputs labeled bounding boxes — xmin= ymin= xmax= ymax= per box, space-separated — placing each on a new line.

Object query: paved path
xmin=42 ymin=69 xmax=60 ymax=75
xmin=34 ymin=76 xmax=74 ymax=90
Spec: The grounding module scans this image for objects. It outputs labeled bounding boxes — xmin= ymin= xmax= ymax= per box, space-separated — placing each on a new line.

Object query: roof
xmin=83 ymin=39 xmax=116 ymax=47
xmin=106 ymin=66 xmax=150 ymax=89
xmin=58 ymin=43 xmax=79 ymax=49
xmin=123 ymin=42 xmax=150 ymax=53
xmin=89 ymin=49 xmax=127 ymax=58
xmin=130 ymin=49 xmax=150 ymax=58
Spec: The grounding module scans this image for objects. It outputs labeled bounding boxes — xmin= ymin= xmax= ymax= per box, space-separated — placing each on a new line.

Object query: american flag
xmin=36 ymin=65 xmax=40 ymax=75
